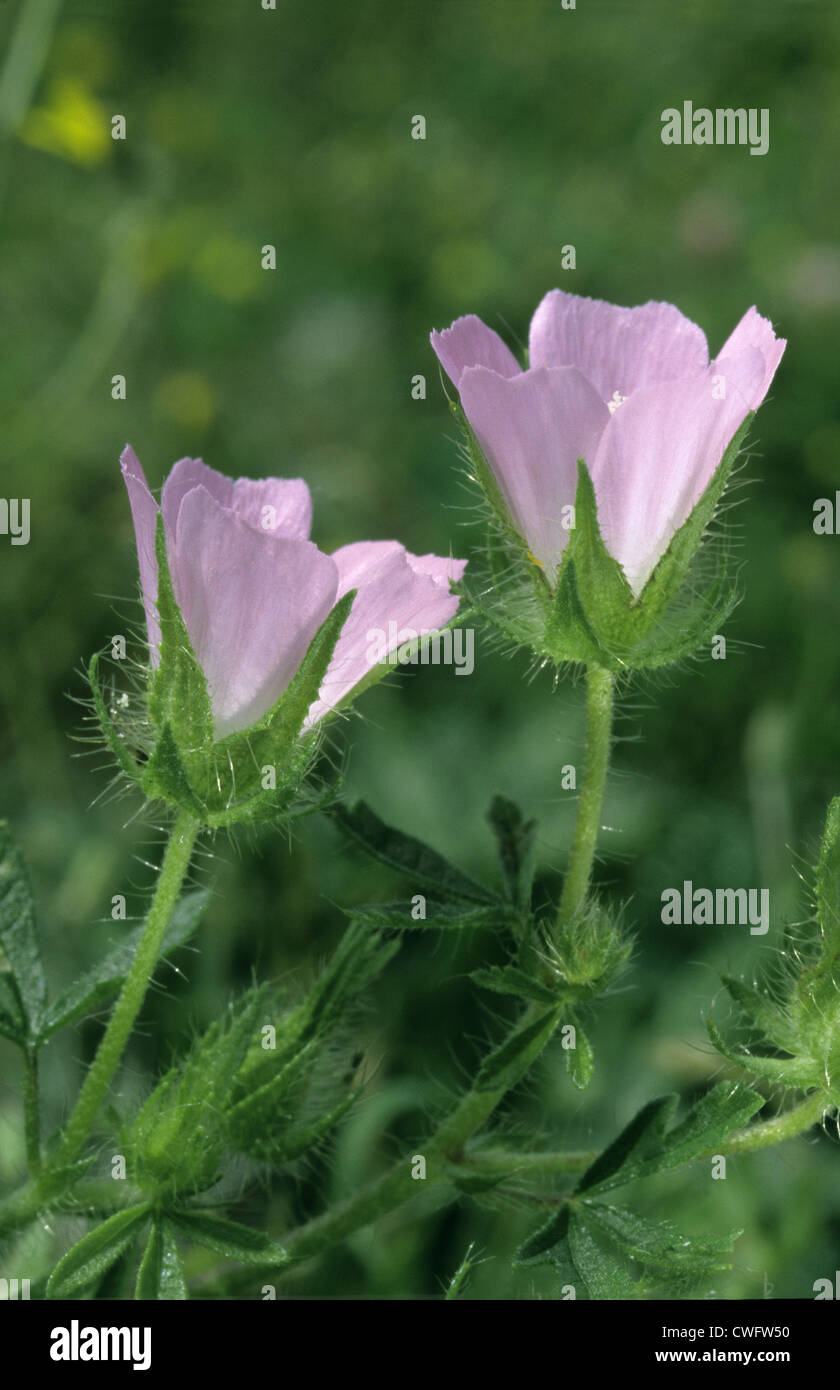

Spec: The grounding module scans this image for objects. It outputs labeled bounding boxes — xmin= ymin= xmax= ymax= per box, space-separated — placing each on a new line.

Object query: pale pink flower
xmin=121 ymin=449 xmax=465 ymax=737
xmin=432 ymin=292 xmax=785 ymax=595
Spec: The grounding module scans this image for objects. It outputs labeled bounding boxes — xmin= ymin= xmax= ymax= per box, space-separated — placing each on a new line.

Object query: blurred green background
xmin=1 ymin=0 xmax=839 ymax=1298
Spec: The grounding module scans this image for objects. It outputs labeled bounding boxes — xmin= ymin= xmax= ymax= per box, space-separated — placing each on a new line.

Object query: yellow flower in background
xmin=22 ymin=77 xmax=109 ymax=167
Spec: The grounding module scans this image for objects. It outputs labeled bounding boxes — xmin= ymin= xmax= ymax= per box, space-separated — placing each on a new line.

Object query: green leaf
xmin=567 ymin=1210 xmax=641 ymax=1299
xmin=135 ymin=1218 xmax=188 ymax=1300
xmin=565 ymin=1019 xmax=594 ymax=1091
xmin=486 ymin=796 xmax=537 ymax=909
xmin=148 ymin=514 xmax=214 ymax=752
xmin=578 ymin=1084 xmax=764 ymax=1195
xmin=167 ymin=1210 xmax=288 ymax=1266
xmin=0 ymin=974 xmax=25 ymax=1043
xmin=40 ymin=888 xmax=210 ymax=1042
xmin=514 ymin=1205 xmax=571 ymax=1267
xmin=575 ymin=1095 xmax=678 ymax=1195
xmin=0 ymin=821 xmax=47 ymax=1040
xmin=587 ymin=1203 xmax=742 ymax=1284
xmin=471 ymin=965 xmax=559 ymax=1006
xmin=46 ymin=1204 xmax=151 ymax=1298
xmin=356 ymin=901 xmax=514 ymax=931
xmin=475 ymin=1007 xmax=559 ymax=1093
xmin=332 ymin=801 xmax=499 ymax=905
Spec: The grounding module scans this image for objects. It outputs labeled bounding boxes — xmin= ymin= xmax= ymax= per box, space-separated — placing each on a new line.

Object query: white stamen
xmin=607 ymin=389 xmax=627 ymax=414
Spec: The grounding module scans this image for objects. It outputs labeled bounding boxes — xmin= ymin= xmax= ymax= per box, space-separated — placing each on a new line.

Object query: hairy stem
xmin=557 ymin=665 xmax=615 ymax=925
xmin=53 ymin=810 xmax=200 ymax=1167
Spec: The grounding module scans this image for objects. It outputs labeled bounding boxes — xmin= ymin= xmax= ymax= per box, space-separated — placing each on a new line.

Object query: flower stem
xmin=53 ymin=810 xmax=200 ymax=1167
xmin=22 ymin=1046 xmax=41 ymax=1175
xmin=557 ymin=665 xmax=615 ymax=926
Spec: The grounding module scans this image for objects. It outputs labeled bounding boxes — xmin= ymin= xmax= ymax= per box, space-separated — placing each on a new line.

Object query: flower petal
xmin=120 ymin=445 xmax=162 ymax=663
xmin=306 ymin=540 xmax=466 ymax=724
xmin=173 ymin=485 xmax=338 ymax=737
xmin=590 ymin=350 xmax=766 ymax=596
xmin=430 ymin=314 xmax=522 ymax=389
xmin=714 ymin=305 xmax=786 ymax=409
xmin=529 ymin=290 xmax=709 ymax=401
xmin=161 ymin=457 xmax=233 ymax=542
xmin=230 ymin=477 xmax=313 ymax=539
xmin=459 ymin=364 xmax=611 ymax=583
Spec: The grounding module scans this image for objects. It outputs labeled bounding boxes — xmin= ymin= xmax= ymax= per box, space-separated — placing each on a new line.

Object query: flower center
xmin=607 ymin=389 xmax=627 ymax=414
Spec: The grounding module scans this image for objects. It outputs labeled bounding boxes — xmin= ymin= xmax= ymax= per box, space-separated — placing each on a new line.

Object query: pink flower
xmin=121 ymin=448 xmax=466 ymax=738
xmin=431 ymin=292 xmax=785 ymax=596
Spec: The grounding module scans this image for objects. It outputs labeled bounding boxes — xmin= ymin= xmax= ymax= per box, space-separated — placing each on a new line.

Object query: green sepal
xmin=135 ymin=1217 xmax=188 ymax=1300
xmin=706 ymin=1016 xmax=818 ymax=1089
xmin=88 ymin=651 xmax=144 ymax=782
xmin=142 ymin=722 xmax=206 ymax=815
xmin=46 ymin=1203 xmax=151 ymax=1299
xmin=148 ymin=514 xmax=214 ymax=754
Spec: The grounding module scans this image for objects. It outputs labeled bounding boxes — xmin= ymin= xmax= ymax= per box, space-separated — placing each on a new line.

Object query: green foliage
xmin=135 ymin=1218 xmax=188 ymax=1300
xmin=47 ymin=1204 xmax=151 ymax=1299
xmin=0 ymin=820 xmax=47 ymax=1044
xmin=332 ymin=799 xmax=498 ymax=906
xmin=514 ymin=1085 xmax=762 ymax=1296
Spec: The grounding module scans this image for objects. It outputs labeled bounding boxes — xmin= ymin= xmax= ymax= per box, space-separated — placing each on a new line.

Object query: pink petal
xmin=120 ymin=445 xmax=162 ymax=663
xmin=306 ymin=540 xmax=466 ymax=724
xmin=161 ymin=457 xmax=233 ymax=542
xmin=529 ymin=290 xmax=709 ymax=401
xmin=590 ymin=350 xmax=766 ymax=596
xmin=405 ymin=552 xmax=468 ymax=586
xmin=430 ymin=314 xmax=522 ymax=389
xmin=714 ymin=305 xmax=786 ymax=409
xmin=173 ymin=485 xmax=338 ymax=737
xmin=458 ymin=364 xmax=611 ymax=583
xmin=230 ymin=477 xmax=313 ymax=539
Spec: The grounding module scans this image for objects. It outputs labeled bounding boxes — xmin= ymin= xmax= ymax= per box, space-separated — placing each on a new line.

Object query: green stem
xmin=557 ymin=665 xmax=615 ymax=925
xmin=712 ymin=1091 xmax=829 ymax=1156
xmin=22 ymin=1046 xmax=41 ymax=1175
xmin=53 ymin=810 xmax=200 ymax=1167
xmin=443 ymin=1093 xmax=832 ymax=1179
